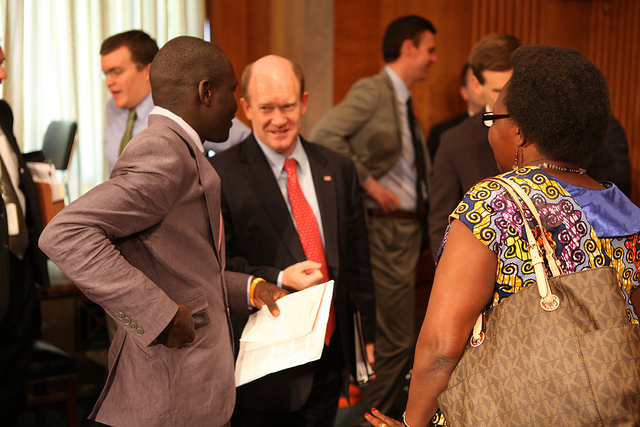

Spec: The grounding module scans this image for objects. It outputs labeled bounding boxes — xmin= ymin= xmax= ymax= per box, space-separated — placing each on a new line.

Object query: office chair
xmin=24 ymin=120 xmax=78 ymax=204
xmin=41 ymin=120 xmax=78 ymax=201
xmin=26 ymin=339 xmax=78 ymax=427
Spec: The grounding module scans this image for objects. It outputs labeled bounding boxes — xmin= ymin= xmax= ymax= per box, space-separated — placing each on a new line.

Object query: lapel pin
xmin=324 ymin=176 xmax=332 ymax=181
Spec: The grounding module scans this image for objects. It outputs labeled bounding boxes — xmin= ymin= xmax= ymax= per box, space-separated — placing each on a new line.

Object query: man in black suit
xmin=428 ymin=34 xmax=522 ymax=256
xmin=0 ymin=45 xmax=50 ymax=425
xmin=426 ymin=63 xmax=485 ymax=160
xmin=210 ymin=54 xmax=375 ymax=426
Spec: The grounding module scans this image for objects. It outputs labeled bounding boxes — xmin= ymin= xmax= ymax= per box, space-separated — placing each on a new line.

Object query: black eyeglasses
xmin=482 ymin=112 xmax=510 ymax=128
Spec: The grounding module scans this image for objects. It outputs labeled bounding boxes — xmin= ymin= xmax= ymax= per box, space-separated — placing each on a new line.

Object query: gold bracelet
xmin=249 ymin=277 xmax=265 ymax=307
xmin=402 ymin=411 xmax=411 ymax=427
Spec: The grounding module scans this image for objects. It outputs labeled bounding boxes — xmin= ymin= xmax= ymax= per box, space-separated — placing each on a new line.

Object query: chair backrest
xmin=42 ymin=121 xmax=78 ymax=171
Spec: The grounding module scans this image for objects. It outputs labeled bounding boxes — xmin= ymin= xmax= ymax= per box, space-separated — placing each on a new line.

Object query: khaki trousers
xmin=357 ymin=216 xmax=422 ymax=425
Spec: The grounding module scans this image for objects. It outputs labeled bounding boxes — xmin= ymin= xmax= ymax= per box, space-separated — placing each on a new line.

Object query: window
xmin=1 ymin=0 xmax=205 ymax=199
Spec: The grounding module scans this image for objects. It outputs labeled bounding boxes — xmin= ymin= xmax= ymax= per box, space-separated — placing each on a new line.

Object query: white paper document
xmin=235 ymin=280 xmax=334 ymax=387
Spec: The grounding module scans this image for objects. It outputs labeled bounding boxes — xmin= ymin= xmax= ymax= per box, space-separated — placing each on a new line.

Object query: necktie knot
xmin=119 ymin=108 xmax=137 ymax=156
xmin=284 ymin=158 xmax=297 ymax=176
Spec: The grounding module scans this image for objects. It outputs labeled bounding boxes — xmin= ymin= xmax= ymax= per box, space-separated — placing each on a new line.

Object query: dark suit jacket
xmin=426 ymin=112 xmax=469 ymax=160
xmin=428 ymin=113 xmax=500 ymax=255
xmin=0 ymin=100 xmax=49 ymax=321
xmin=585 ymin=116 xmax=632 ymax=197
xmin=40 ymin=114 xmax=251 ymax=426
xmin=210 ymin=134 xmax=375 ymax=412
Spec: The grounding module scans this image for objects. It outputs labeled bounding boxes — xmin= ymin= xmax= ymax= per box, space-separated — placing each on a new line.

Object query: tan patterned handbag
xmin=436 ymin=176 xmax=640 ymax=426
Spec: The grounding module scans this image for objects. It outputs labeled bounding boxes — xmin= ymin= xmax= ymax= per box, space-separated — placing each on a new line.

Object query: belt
xmin=367 ymin=209 xmax=423 ymax=220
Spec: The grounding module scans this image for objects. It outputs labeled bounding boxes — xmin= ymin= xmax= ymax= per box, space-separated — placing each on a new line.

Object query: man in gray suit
xmin=40 ymin=37 xmax=286 ymax=426
xmin=311 ymin=15 xmax=436 ymax=424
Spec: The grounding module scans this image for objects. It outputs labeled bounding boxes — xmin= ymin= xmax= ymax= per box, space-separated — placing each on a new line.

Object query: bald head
xmin=240 ymin=55 xmax=308 ymax=157
xmin=150 ymin=36 xmax=232 ymax=110
xmin=241 ymin=55 xmax=305 ymax=104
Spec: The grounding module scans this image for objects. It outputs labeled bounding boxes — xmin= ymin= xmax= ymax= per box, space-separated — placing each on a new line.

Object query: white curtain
xmin=0 ymin=0 xmax=205 ymax=199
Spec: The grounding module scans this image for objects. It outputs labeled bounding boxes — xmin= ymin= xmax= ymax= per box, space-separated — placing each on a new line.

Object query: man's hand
xmin=282 ymin=260 xmax=324 ymax=291
xmin=156 ymin=304 xmax=196 ymax=349
xmin=366 ymin=342 xmax=375 ymax=367
xmin=362 ymin=177 xmax=400 ymax=213
xmin=253 ymin=281 xmax=289 ymax=317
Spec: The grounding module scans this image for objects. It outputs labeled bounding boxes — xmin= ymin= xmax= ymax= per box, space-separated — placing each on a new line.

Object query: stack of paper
xmin=235 ymin=281 xmax=334 ymax=387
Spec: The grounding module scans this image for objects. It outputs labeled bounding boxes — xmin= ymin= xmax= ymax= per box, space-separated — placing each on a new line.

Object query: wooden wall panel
xmin=207 ymin=0 xmax=333 ymax=135
xmin=332 ymin=0 xmax=383 ymax=104
xmin=333 ymin=0 xmax=639 ymax=205
xmin=208 ymin=0 xmax=639 ymax=204
xmin=586 ymin=0 xmax=640 ymax=204
xmin=208 ymin=0 xmax=272 ymax=118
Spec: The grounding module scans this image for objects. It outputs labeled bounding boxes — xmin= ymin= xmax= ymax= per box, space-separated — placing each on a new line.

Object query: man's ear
xmin=299 ymin=92 xmax=309 ymax=116
xmin=399 ymin=38 xmax=416 ymax=58
xmin=240 ymin=97 xmax=252 ymax=121
xmin=460 ymin=86 xmax=469 ymax=103
xmin=198 ymin=80 xmax=213 ymax=107
xmin=143 ymin=63 xmax=152 ymax=81
xmin=470 ymin=73 xmax=482 ymax=92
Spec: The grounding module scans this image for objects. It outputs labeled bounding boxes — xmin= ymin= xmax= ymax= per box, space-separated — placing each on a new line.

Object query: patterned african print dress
xmin=429 ymin=166 xmax=640 ymax=427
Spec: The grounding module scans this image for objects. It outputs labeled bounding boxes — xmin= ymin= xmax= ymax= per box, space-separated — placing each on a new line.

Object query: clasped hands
xmin=156 ymin=280 xmax=288 ymax=349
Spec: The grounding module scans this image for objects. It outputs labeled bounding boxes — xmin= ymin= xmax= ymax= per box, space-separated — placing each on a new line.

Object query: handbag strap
xmin=469 ymin=176 xmax=561 ymax=347
xmin=490 ymin=177 xmax=563 ymax=277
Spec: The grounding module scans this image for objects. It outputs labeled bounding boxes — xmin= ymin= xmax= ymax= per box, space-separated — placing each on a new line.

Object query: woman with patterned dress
xmin=366 ymin=45 xmax=640 ymax=427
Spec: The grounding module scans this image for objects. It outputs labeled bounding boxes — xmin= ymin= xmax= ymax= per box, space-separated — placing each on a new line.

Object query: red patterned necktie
xmin=283 ymin=158 xmax=335 ymax=346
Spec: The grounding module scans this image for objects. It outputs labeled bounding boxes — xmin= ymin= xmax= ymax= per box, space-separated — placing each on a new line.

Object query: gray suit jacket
xmin=428 ymin=113 xmax=500 ymax=255
xmin=40 ymin=114 xmax=250 ymax=426
xmin=310 ymin=69 xmax=431 ymax=189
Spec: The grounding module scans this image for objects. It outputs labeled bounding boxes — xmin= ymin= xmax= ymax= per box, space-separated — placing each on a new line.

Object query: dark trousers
xmin=231 ymin=338 xmax=344 ymax=427
xmin=0 ymin=254 xmax=39 ymax=426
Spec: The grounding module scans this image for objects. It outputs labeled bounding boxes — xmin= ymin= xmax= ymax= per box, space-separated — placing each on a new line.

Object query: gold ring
xmin=380 ymin=424 xmax=387 ymax=427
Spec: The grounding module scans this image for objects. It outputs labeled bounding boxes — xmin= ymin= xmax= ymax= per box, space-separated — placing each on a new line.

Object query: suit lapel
xmin=195 ymin=149 xmax=224 ymax=267
xmin=164 ymin=119 xmax=223 ymax=267
xmin=379 ymin=71 xmax=404 ymax=149
xmin=240 ymin=136 xmax=306 ymax=261
xmin=380 ymin=70 xmax=432 ymax=189
xmin=305 ymin=141 xmax=339 ymax=279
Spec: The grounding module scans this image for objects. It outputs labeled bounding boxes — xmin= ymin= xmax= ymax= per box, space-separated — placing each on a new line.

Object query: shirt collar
xmin=254 ymin=133 xmax=308 ymax=176
xmin=384 ymin=65 xmax=411 ymax=104
xmin=149 ymin=106 xmax=204 ymax=152
xmin=135 ymin=92 xmax=155 ymax=117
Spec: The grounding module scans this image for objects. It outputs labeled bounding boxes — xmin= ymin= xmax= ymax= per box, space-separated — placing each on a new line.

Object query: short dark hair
xmin=100 ymin=30 xmax=159 ymax=68
xmin=241 ymin=59 xmax=305 ymax=103
xmin=382 ymin=15 xmax=436 ymax=63
xmin=468 ymin=33 xmax=522 ymax=84
xmin=504 ymin=45 xmax=611 ymax=164
xmin=150 ymin=36 xmax=230 ymax=110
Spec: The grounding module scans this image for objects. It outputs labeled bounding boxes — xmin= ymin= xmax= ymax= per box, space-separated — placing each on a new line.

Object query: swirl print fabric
xmin=429 ymin=166 xmax=640 ymax=426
